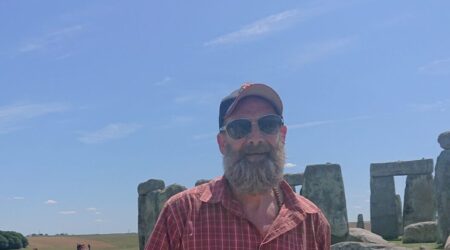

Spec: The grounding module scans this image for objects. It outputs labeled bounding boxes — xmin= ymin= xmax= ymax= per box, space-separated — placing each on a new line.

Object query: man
xmin=146 ymin=83 xmax=331 ymax=250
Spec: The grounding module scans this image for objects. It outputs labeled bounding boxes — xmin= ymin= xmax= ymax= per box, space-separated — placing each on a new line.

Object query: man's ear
xmin=280 ymin=125 xmax=287 ymax=144
xmin=217 ymin=132 xmax=226 ymax=155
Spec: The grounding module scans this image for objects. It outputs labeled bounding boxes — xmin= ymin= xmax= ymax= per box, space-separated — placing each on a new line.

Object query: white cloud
xmin=419 ymin=58 xmax=450 ymax=75
xmin=94 ymin=219 xmax=103 ymax=223
xmin=45 ymin=200 xmax=58 ymax=205
xmin=409 ymin=99 xmax=450 ymax=112
xmin=78 ymin=123 xmax=143 ymax=144
xmin=205 ymin=9 xmax=300 ymax=46
xmin=19 ymin=25 xmax=83 ymax=53
xmin=288 ymin=115 xmax=371 ymax=130
xmin=284 ymin=162 xmax=297 ymax=168
xmin=0 ymin=103 xmax=68 ymax=134
xmin=86 ymin=207 xmax=98 ymax=211
xmin=154 ymin=76 xmax=172 ymax=86
xmin=293 ymin=36 xmax=355 ymax=66
xmin=59 ymin=210 xmax=76 ymax=215
xmin=13 ymin=196 xmax=25 ymax=200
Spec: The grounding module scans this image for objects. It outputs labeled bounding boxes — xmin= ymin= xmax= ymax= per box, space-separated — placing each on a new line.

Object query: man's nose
xmin=246 ymin=122 xmax=264 ymax=145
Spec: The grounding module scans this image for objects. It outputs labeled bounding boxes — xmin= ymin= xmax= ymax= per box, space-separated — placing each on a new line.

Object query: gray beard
xmin=223 ymin=140 xmax=285 ymax=195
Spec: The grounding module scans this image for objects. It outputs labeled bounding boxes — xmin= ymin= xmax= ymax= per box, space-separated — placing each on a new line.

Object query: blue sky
xmin=1 ymin=1 xmax=449 ymax=235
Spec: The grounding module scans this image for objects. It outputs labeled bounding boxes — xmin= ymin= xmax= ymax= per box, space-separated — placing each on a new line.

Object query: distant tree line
xmin=0 ymin=231 xmax=28 ymax=250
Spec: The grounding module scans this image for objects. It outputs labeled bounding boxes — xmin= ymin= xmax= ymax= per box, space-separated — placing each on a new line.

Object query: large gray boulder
xmin=438 ymin=131 xmax=450 ymax=150
xmin=435 ymin=150 xmax=450 ymax=243
xmin=331 ymin=242 xmax=407 ymax=250
xmin=445 ymin=236 xmax=450 ymax=250
xmin=402 ymin=221 xmax=438 ymax=243
xmin=403 ymin=174 xmax=436 ymax=228
xmin=346 ymin=228 xmax=389 ymax=245
xmin=137 ymin=180 xmax=186 ymax=250
xmin=303 ymin=163 xmax=348 ymax=243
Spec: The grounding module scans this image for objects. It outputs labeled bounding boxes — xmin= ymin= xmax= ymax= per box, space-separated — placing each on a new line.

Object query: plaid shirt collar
xmin=198 ymin=176 xmax=313 ymax=242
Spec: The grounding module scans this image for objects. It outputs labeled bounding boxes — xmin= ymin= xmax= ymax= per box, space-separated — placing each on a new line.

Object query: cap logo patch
xmin=239 ymin=83 xmax=251 ymax=93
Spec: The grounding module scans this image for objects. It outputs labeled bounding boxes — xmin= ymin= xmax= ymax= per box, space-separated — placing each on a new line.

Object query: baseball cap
xmin=219 ymin=83 xmax=283 ymax=128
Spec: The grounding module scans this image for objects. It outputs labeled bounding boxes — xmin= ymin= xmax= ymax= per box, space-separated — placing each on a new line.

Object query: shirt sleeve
xmin=316 ymin=212 xmax=331 ymax=250
xmin=145 ymin=203 xmax=182 ymax=250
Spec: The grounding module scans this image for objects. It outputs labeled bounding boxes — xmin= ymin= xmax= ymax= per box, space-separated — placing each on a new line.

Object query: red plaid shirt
xmin=145 ymin=176 xmax=330 ymax=250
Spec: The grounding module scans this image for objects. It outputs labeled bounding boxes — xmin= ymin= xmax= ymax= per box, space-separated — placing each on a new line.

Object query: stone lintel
xmin=283 ymin=173 xmax=304 ymax=186
xmin=370 ymin=159 xmax=433 ymax=177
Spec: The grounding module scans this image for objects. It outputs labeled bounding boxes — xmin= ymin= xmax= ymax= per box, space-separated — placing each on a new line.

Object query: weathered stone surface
xmin=331 ymin=242 xmax=407 ymax=250
xmin=445 ymin=235 xmax=450 ymax=250
xmin=395 ymin=194 xmax=403 ymax=235
xmin=138 ymin=181 xmax=186 ymax=250
xmin=138 ymin=179 xmax=165 ymax=195
xmin=402 ymin=221 xmax=438 ymax=243
xmin=283 ymin=173 xmax=303 ymax=187
xmin=370 ymin=159 xmax=433 ymax=177
xmin=357 ymin=214 xmax=365 ymax=229
xmin=435 ymin=150 xmax=450 ymax=243
xmin=303 ymin=164 xmax=348 ymax=243
xmin=438 ymin=131 xmax=450 ymax=150
xmin=195 ymin=179 xmax=210 ymax=186
xmin=370 ymin=175 xmax=399 ymax=239
xmin=346 ymin=228 xmax=388 ymax=245
xmin=403 ymin=174 xmax=436 ymax=228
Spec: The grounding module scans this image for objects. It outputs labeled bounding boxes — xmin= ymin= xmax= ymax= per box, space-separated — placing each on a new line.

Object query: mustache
xmin=243 ymin=143 xmax=271 ymax=154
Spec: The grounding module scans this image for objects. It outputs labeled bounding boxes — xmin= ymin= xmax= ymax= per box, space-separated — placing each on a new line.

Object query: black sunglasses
xmin=220 ymin=114 xmax=284 ymax=140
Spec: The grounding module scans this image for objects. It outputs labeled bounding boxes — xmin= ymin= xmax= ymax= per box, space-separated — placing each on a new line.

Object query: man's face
xmin=217 ymin=96 xmax=287 ymax=195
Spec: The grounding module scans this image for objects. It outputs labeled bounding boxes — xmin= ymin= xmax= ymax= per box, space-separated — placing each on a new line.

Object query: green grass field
xmin=23 ymin=233 xmax=138 ymax=250
xmin=388 ymin=238 xmax=444 ymax=250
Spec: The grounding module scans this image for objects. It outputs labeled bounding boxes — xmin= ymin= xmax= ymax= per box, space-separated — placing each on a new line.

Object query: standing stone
xmin=302 ymin=164 xmax=348 ymax=243
xmin=435 ymin=149 xmax=450 ymax=243
xmin=395 ymin=194 xmax=403 ymax=236
xmin=138 ymin=180 xmax=186 ymax=250
xmin=138 ymin=179 xmax=165 ymax=250
xmin=370 ymin=175 xmax=399 ymax=239
xmin=403 ymin=173 xmax=436 ymax=228
xmin=357 ymin=214 xmax=365 ymax=229
xmin=438 ymin=131 xmax=450 ymax=150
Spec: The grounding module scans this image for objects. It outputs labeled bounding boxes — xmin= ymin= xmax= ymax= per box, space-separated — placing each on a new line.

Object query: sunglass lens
xmin=258 ymin=115 xmax=282 ymax=134
xmin=227 ymin=119 xmax=251 ymax=139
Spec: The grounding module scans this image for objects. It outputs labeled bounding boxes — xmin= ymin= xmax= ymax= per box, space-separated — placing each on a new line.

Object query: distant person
xmin=145 ymin=83 xmax=331 ymax=249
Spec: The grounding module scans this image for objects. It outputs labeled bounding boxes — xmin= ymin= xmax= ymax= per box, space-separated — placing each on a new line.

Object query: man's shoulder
xmin=164 ymin=177 xmax=223 ymax=207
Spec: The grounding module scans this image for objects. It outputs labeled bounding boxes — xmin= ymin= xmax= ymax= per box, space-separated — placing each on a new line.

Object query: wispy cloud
xmin=409 ymin=99 xmax=450 ymax=112
xmin=78 ymin=123 xmax=143 ymax=144
xmin=418 ymin=58 xmax=450 ymax=75
xmin=59 ymin=210 xmax=76 ymax=215
xmin=86 ymin=207 xmax=101 ymax=214
xmin=205 ymin=9 xmax=300 ymax=46
xmin=154 ymin=76 xmax=172 ymax=86
xmin=288 ymin=115 xmax=371 ymax=130
xmin=19 ymin=25 xmax=83 ymax=53
xmin=293 ymin=36 xmax=355 ymax=66
xmin=45 ymin=200 xmax=58 ymax=205
xmin=94 ymin=219 xmax=103 ymax=223
xmin=0 ymin=103 xmax=68 ymax=134
xmin=284 ymin=162 xmax=297 ymax=168
xmin=12 ymin=196 xmax=25 ymax=200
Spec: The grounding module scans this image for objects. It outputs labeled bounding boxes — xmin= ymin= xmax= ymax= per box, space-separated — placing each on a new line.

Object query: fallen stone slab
xmin=438 ymin=131 xmax=450 ymax=150
xmin=402 ymin=221 xmax=438 ymax=243
xmin=346 ymin=228 xmax=388 ymax=245
xmin=370 ymin=159 xmax=433 ymax=177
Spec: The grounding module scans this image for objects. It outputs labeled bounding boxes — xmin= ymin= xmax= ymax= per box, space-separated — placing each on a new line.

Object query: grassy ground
xmin=388 ymin=238 xmax=444 ymax=250
xmin=23 ymin=233 xmax=138 ymax=250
